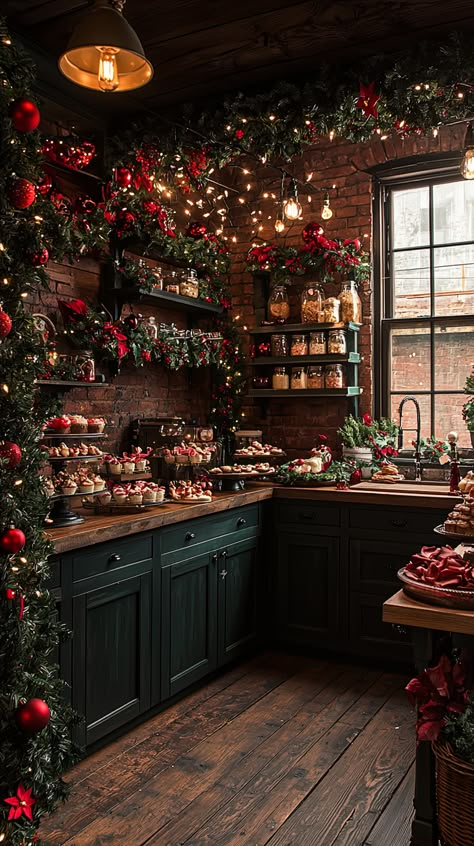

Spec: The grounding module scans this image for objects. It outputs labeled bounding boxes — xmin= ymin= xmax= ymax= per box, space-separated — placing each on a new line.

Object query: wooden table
xmin=383 ymin=590 xmax=474 ymax=846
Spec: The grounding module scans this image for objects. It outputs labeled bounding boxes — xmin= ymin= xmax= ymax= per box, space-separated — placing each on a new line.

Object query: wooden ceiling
xmin=5 ymin=0 xmax=474 ymax=115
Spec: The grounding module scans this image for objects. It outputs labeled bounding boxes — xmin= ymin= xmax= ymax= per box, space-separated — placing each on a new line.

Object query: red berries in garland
xmin=0 ymin=527 xmax=26 ymax=554
xmin=8 ymin=177 xmax=36 ymax=209
xmin=0 ymin=305 xmax=12 ymax=338
xmin=15 ymin=698 xmax=51 ymax=733
xmin=0 ymin=441 xmax=22 ymax=468
xmin=29 ymin=248 xmax=49 ymax=267
xmin=9 ymin=98 xmax=40 ymax=133
xmin=114 ymin=167 xmax=133 ymax=187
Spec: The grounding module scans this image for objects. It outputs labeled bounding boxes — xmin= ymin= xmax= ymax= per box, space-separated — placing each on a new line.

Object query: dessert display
xmin=234 ymin=441 xmax=285 ymax=458
xmin=444 ymin=495 xmax=474 ymax=536
xmin=69 ymin=415 xmax=88 ymax=434
xmin=45 ymin=415 xmax=71 ymax=434
xmin=45 ymin=442 xmax=103 ymax=459
xmin=45 ymin=415 xmax=107 ymax=434
xmin=84 ymin=480 xmax=166 ymax=510
xmin=102 ymin=449 xmax=152 ymax=477
xmin=47 ymin=468 xmax=106 ymax=496
xmin=210 ymin=463 xmax=276 ymax=475
xmin=459 ymin=471 xmax=474 ymax=494
xmin=371 ymin=462 xmax=404 ymax=483
xmin=398 ymin=544 xmax=474 ymax=609
xmin=169 ymin=480 xmax=213 ymax=502
xmin=161 ymin=443 xmax=216 ymax=465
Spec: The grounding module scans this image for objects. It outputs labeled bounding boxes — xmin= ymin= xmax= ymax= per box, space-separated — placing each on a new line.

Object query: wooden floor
xmin=41 ymin=653 xmax=416 ymax=846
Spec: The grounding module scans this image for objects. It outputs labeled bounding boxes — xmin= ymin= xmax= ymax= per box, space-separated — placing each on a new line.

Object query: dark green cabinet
xmin=217 ymin=537 xmax=258 ymax=666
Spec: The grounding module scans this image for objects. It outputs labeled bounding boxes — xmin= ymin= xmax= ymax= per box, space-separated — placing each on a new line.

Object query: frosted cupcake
xmin=142 ymin=487 xmax=156 ymax=503
xmin=128 ymin=487 xmax=143 ymax=505
xmin=87 ymin=417 xmax=106 ymax=433
xmin=122 ymin=459 xmax=135 ymax=473
xmin=108 ymin=458 xmax=122 ymax=475
xmin=78 ymin=477 xmax=94 ymax=494
xmin=188 ymin=448 xmax=202 ymax=465
xmin=97 ymin=490 xmax=112 ymax=505
xmin=43 ymin=478 xmax=56 ymax=497
xmin=112 ymin=486 xmax=127 ymax=505
xmin=135 ymin=457 xmax=147 ymax=472
xmin=93 ymin=475 xmax=106 ymax=492
xmin=155 ymin=487 xmax=165 ymax=503
xmin=70 ymin=415 xmax=88 ymax=434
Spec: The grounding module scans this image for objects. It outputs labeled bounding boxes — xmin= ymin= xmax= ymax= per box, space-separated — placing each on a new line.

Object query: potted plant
xmin=462 ymin=367 xmax=474 ymax=448
xmin=337 ymin=413 xmax=399 ymax=476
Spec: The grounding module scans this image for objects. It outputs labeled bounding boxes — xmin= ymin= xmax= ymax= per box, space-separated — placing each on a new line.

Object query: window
xmin=375 ymin=160 xmax=474 ymax=446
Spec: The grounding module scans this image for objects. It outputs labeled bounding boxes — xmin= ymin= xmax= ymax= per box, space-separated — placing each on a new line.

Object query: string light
xmin=321 ymin=192 xmax=333 ymax=220
xmin=2 ymin=384 xmax=9 ymax=393
xmin=329 ymin=129 xmax=335 ymax=141
xmin=274 ymin=219 xmax=285 ymax=233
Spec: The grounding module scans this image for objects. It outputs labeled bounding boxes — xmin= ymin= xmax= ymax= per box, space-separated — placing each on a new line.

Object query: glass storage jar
xmin=268 ymin=284 xmax=290 ymax=323
xmin=291 ymin=366 xmax=307 ymax=389
xmin=180 ymin=268 xmax=199 ymax=298
xmin=152 ymin=266 xmax=163 ymax=290
xmin=290 ymin=333 xmax=308 ymax=356
xmin=309 ymin=331 xmax=326 ymax=355
xmin=301 ymin=282 xmax=323 ymax=323
xmin=272 ymin=367 xmax=289 ymax=389
xmin=271 ymin=333 xmax=288 ymax=357
xmin=75 ymin=351 xmax=95 ymax=382
xmin=165 ymin=270 xmax=180 ymax=294
xmin=307 ymin=365 xmax=325 ymax=388
xmin=328 ymin=329 xmax=347 ymax=354
xmin=144 ymin=315 xmax=158 ymax=340
xmin=325 ymin=363 xmax=346 ymax=388
xmin=322 ymin=297 xmax=341 ymax=324
xmin=338 ymin=279 xmax=362 ymax=323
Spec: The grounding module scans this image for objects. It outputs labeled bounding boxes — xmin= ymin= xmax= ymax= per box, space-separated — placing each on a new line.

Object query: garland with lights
xmin=0 ymin=20 xmax=78 ymax=846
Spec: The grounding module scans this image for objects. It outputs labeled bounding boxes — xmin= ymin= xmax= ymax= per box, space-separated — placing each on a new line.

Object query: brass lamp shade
xmin=58 ymin=2 xmax=153 ymax=92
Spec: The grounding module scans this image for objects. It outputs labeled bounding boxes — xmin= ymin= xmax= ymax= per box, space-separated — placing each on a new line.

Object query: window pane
xmin=434 ymin=393 xmax=470 ymax=446
xmin=392 ymin=186 xmax=429 ymax=249
xmin=393 ymin=249 xmax=430 ymax=318
xmin=390 ymin=394 xmax=431 ymax=442
xmin=390 ymin=326 xmax=431 ymax=393
xmin=433 ymin=180 xmax=474 ymax=245
xmin=434 ymin=244 xmax=474 ymax=316
xmin=434 ymin=323 xmax=474 ymax=390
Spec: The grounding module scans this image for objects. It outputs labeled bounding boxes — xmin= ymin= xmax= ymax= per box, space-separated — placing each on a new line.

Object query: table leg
xmin=410 ymin=628 xmax=438 ymax=846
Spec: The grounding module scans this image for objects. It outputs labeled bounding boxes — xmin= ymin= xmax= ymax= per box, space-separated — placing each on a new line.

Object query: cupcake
xmin=112 ymin=486 xmax=127 ymax=505
xmin=62 ymin=479 xmax=78 ymax=496
xmin=87 ymin=417 xmax=106 ymax=433
xmin=175 ymin=450 xmax=189 ymax=465
xmin=163 ymin=449 xmax=175 ymax=465
xmin=47 ymin=415 xmax=71 ymax=434
xmin=135 ymin=458 xmax=147 ymax=472
xmin=69 ymin=415 xmax=88 ymax=434
xmin=155 ymin=487 xmax=165 ymax=504
xmin=188 ymin=449 xmax=202 ymax=465
xmin=128 ymin=487 xmax=143 ymax=505
xmin=97 ymin=490 xmax=112 ymax=505
xmin=108 ymin=458 xmax=122 ymax=475
xmin=143 ymin=487 xmax=156 ymax=503
xmin=93 ymin=475 xmax=106 ymax=492
xmin=122 ymin=459 xmax=135 ymax=473
xmin=78 ymin=477 xmax=94 ymax=494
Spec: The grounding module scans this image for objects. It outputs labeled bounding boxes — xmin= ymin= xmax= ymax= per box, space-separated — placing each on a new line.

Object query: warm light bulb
xmin=283 ymin=198 xmax=302 ymax=221
xmin=321 ymin=204 xmax=333 ymax=220
xmin=97 ymin=47 xmax=119 ymax=92
xmin=274 ymin=219 xmax=285 ymax=233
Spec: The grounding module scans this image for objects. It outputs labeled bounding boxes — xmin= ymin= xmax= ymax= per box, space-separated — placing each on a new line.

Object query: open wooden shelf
xmin=249 ymin=321 xmax=361 ymax=335
xmin=249 ymin=353 xmax=360 ymax=366
xmin=36 ymin=379 xmax=107 ymax=387
xmin=247 ymin=387 xmax=362 ymax=398
xmin=113 ymin=286 xmax=223 ymax=314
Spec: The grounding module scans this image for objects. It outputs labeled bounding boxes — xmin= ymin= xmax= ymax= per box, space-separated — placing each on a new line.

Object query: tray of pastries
xmin=438 ymin=494 xmax=474 ymax=539
xmin=169 ymin=480 xmax=213 ymax=502
xmin=234 ymin=440 xmax=285 ymax=460
xmin=371 ymin=462 xmax=405 ymax=483
xmin=209 ymin=463 xmax=276 ymax=478
xmin=398 ymin=544 xmax=474 ymax=609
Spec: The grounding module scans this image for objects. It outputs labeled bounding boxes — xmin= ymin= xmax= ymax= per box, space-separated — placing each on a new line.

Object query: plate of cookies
xmin=370 ymin=462 xmax=405 ymax=483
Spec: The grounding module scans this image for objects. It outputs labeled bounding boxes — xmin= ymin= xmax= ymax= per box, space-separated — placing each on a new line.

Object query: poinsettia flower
xmin=363 ymin=413 xmax=373 ymax=426
xmin=58 ymin=298 xmax=88 ymax=323
xmin=4 ymin=783 xmax=36 ymax=821
xmin=356 ymin=81 xmax=380 ymax=118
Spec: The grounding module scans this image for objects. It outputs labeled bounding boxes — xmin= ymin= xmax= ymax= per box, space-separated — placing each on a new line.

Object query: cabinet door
xmin=161 ymin=552 xmax=217 ymax=699
xmin=217 ymin=536 xmax=258 ymax=666
xmin=72 ymin=573 xmax=152 ymax=748
xmin=276 ymin=531 xmax=340 ymax=646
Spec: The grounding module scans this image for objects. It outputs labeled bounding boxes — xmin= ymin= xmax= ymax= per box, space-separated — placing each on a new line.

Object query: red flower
xmin=406 ymin=655 xmax=468 ymax=743
xmin=356 ymin=81 xmax=380 ymax=119
xmin=58 ymin=298 xmax=88 ymax=323
xmin=4 ymin=783 xmax=36 ymax=821
xmin=141 ymin=350 xmax=151 ymax=362
xmin=363 ymin=413 xmax=373 ymax=426
xmin=235 ymin=129 xmax=244 ymax=140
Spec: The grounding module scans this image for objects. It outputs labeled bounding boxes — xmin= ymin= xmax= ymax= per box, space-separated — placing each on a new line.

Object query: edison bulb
xmin=283 ymin=198 xmax=302 ymax=221
xmin=274 ymin=219 xmax=285 ymax=233
xmin=321 ymin=204 xmax=333 ymax=220
xmin=460 ymin=149 xmax=474 ymax=179
xmin=97 ymin=47 xmax=119 ymax=92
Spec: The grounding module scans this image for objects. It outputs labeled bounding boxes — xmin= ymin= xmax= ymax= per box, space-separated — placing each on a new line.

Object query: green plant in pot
xmin=462 ymin=367 xmax=474 ymax=448
xmin=337 ymin=413 xmax=399 ymax=476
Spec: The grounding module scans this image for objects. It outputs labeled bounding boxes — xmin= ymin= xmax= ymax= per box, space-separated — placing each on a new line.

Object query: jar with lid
xmin=180 ymin=268 xmax=199 ymax=299
xmin=268 ymin=284 xmax=290 ymax=323
xmin=272 ymin=367 xmax=289 ymax=389
xmin=307 ymin=365 xmax=325 ymax=388
xmin=75 ymin=351 xmax=95 ymax=382
xmin=301 ymin=282 xmax=323 ymax=323
xmin=144 ymin=315 xmax=158 ymax=341
xmin=328 ymin=329 xmax=347 ymax=354
xmin=271 ymin=334 xmax=288 ymax=357
xmin=338 ymin=279 xmax=362 ymax=323
xmin=152 ymin=266 xmax=163 ymax=290
xmin=309 ymin=331 xmax=326 ymax=355
xmin=165 ymin=270 xmax=180 ymax=294
xmin=325 ymin=363 xmax=346 ymax=388
xmin=322 ymin=297 xmax=341 ymax=324
xmin=290 ymin=333 xmax=308 ymax=356
xmin=291 ymin=366 xmax=307 ymax=389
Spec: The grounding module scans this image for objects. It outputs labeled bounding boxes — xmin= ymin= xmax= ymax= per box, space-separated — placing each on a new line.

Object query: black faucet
xmin=397 ymin=396 xmax=422 ymax=481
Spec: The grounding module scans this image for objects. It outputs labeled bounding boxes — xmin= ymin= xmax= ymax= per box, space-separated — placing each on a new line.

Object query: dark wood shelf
xmin=249 ymin=321 xmax=360 ymax=335
xmin=249 ymin=353 xmax=360 ymax=366
xmin=36 ymin=380 xmax=107 ymax=387
xmin=43 ymin=160 xmax=103 ymax=183
xmin=114 ymin=286 xmax=223 ymax=315
xmin=247 ymin=387 xmax=362 ymax=398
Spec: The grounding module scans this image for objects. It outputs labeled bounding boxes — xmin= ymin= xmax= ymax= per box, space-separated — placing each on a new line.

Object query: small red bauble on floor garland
xmin=0 ymin=305 xmax=12 ymax=338
xmin=0 ymin=441 xmax=22 ymax=468
xmin=29 ymin=248 xmax=49 ymax=267
xmin=9 ymin=98 xmax=40 ymax=132
xmin=0 ymin=527 xmax=26 ymax=554
xmin=8 ymin=177 xmax=36 ymax=209
xmin=114 ymin=166 xmax=133 ymax=188
xmin=15 ymin=698 xmax=51 ymax=733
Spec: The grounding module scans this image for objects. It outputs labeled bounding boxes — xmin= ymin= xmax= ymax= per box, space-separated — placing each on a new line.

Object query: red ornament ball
xmin=38 ymin=172 xmax=53 ymax=196
xmin=15 ymin=698 xmax=51 ymax=733
xmin=9 ymin=99 xmax=40 ymax=133
xmin=114 ymin=167 xmax=133 ymax=188
xmin=302 ymin=222 xmax=325 ymax=244
xmin=187 ymin=221 xmax=208 ymax=239
xmin=0 ymin=306 xmax=12 ymax=339
xmin=0 ymin=442 xmax=22 ymax=468
xmin=29 ymin=248 xmax=49 ymax=267
xmin=0 ymin=527 xmax=26 ymax=554
xmin=8 ymin=178 xmax=36 ymax=210
xmin=142 ymin=199 xmax=159 ymax=215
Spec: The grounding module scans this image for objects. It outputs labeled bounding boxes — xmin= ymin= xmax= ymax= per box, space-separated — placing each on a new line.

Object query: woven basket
xmin=433 ymin=740 xmax=474 ymax=846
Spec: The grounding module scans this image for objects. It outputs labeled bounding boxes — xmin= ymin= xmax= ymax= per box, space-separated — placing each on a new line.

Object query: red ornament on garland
xmin=123 ymin=312 xmax=138 ymax=330
xmin=0 ymin=441 xmax=22 ymax=468
xmin=9 ymin=98 xmax=40 ymax=133
xmin=29 ymin=248 xmax=49 ymax=267
xmin=15 ymin=698 xmax=51 ymax=733
xmin=0 ymin=526 xmax=26 ymax=554
xmin=302 ymin=222 xmax=325 ymax=244
xmin=8 ymin=177 xmax=36 ymax=209
xmin=38 ymin=171 xmax=53 ymax=196
xmin=0 ymin=305 xmax=12 ymax=339
xmin=114 ymin=167 xmax=133 ymax=188
xmin=142 ymin=199 xmax=159 ymax=215
xmin=187 ymin=221 xmax=208 ymax=239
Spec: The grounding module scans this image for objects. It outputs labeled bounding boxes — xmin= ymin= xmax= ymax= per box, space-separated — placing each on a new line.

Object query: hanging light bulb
xmin=97 ymin=48 xmax=120 ymax=91
xmin=321 ymin=193 xmax=333 ymax=220
xmin=460 ymin=122 xmax=474 ymax=180
xmin=283 ymin=180 xmax=302 ymax=221
xmin=274 ymin=219 xmax=285 ymax=233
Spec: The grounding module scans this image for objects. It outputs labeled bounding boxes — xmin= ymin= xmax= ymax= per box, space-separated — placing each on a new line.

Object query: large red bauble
xmin=0 ymin=306 xmax=12 ymax=338
xmin=0 ymin=442 xmax=22 ymax=468
xmin=29 ymin=248 xmax=49 ymax=267
xmin=302 ymin=221 xmax=325 ymax=244
xmin=9 ymin=99 xmax=40 ymax=133
xmin=8 ymin=178 xmax=36 ymax=210
xmin=142 ymin=199 xmax=159 ymax=215
xmin=114 ymin=167 xmax=133 ymax=188
xmin=0 ymin=527 xmax=26 ymax=554
xmin=15 ymin=698 xmax=51 ymax=733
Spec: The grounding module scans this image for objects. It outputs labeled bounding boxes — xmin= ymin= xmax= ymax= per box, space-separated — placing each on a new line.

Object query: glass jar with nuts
xmin=268 ymin=284 xmax=290 ymax=323
xmin=290 ymin=334 xmax=308 ymax=356
xmin=328 ymin=329 xmax=347 ymax=354
xmin=307 ymin=365 xmax=325 ymax=388
xmin=309 ymin=331 xmax=326 ymax=354
xmin=301 ymin=283 xmax=323 ymax=323
xmin=325 ymin=363 xmax=346 ymax=388
xmin=338 ymin=280 xmax=362 ymax=323
xmin=291 ymin=367 xmax=307 ymax=389
xmin=322 ymin=297 xmax=341 ymax=324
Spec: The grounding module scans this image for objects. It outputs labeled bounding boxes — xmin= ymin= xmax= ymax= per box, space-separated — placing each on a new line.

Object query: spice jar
xmin=338 ymin=279 xmax=362 ymax=323
xmin=307 ymin=365 xmax=325 ymax=388
xmin=325 ymin=364 xmax=346 ymax=388
xmin=291 ymin=366 xmax=307 ymax=389
xmin=152 ymin=267 xmax=163 ymax=290
xmin=322 ymin=297 xmax=341 ymax=324
xmin=165 ymin=270 xmax=180 ymax=294
xmin=252 ymin=375 xmax=271 ymax=389
xmin=180 ymin=268 xmax=199 ymax=298
xmin=309 ymin=331 xmax=326 ymax=355
xmin=301 ymin=282 xmax=323 ymax=324
xmin=271 ymin=334 xmax=288 ymax=357
xmin=290 ymin=333 xmax=308 ymax=356
xmin=272 ymin=367 xmax=289 ymax=389
xmin=328 ymin=329 xmax=347 ymax=354
xmin=268 ymin=284 xmax=290 ymax=323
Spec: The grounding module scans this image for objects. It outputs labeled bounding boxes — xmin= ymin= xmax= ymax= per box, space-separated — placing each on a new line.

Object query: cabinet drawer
xmin=348 ymin=505 xmax=445 ymax=537
xmin=349 ymin=538 xmax=417 ymax=595
xmin=72 ymin=534 xmax=154 ymax=583
xmin=275 ymin=501 xmax=340 ymax=528
xmin=161 ymin=505 xmax=259 ymax=555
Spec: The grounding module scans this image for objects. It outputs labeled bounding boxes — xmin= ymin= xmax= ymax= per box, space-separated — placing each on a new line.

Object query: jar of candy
xmin=180 ymin=268 xmax=199 ymax=298
xmin=301 ymin=282 xmax=323 ymax=323
xmin=307 ymin=365 xmax=325 ymax=388
xmin=290 ymin=334 xmax=308 ymax=356
xmin=338 ymin=279 xmax=362 ymax=323
xmin=165 ymin=270 xmax=180 ymax=294
xmin=328 ymin=329 xmax=347 ymax=354
xmin=270 ymin=334 xmax=288 ymax=356
xmin=75 ymin=351 xmax=95 ymax=382
xmin=268 ymin=284 xmax=290 ymax=323
xmin=309 ymin=331 xmax=326 ymax=355
xmin=322 ymin=297 xmax=341 ymax=324
xmin=291 ymin=367 xmax=307 ymax=389
xmin=272 ymin=367 xmax=289 ymax=389
xmin=325 ymin=364 xmax=346 ymax=388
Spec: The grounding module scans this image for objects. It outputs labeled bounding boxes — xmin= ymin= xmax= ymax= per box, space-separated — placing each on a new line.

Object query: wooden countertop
xmin=383 ymin=590 xmax=474 ymax=636
xmin=272 ymin=481 xmax=459 ymax=510
xmin=47 ymin=486 xmax=274 ymax=554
